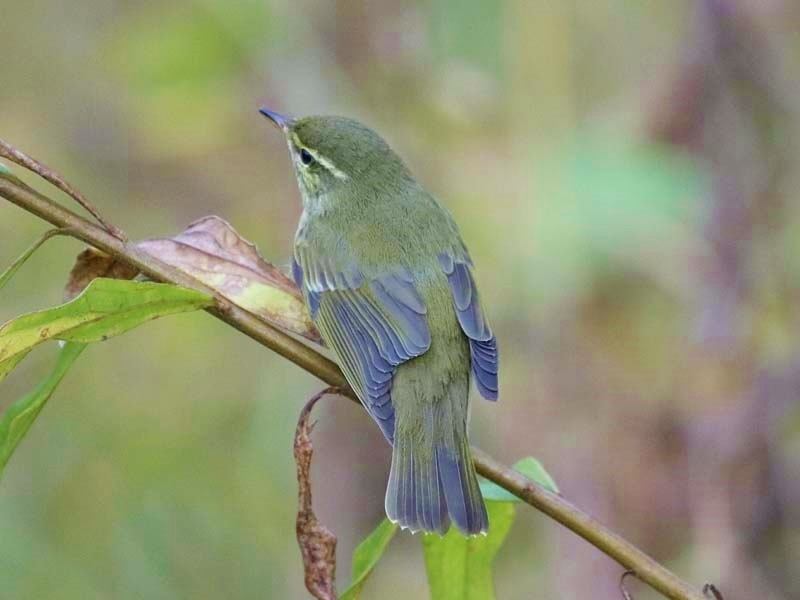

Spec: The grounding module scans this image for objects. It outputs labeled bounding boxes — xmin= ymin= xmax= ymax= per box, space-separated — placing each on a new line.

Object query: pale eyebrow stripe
xmin=312 ymin=151 xmax=349 ymax=181
xmin=289 ymin=132 xmax=349 ymax=181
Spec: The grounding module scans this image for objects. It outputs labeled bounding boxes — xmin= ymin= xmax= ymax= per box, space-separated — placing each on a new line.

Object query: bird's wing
xmin=437 ymin=249 xmax=498 ymax=401
xmin=292 ymin=254 xmax=431 ymax=442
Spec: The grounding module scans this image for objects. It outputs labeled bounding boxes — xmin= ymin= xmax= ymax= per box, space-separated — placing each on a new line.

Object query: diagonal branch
xmin=0 ymin=170 xmax=707 ymax=600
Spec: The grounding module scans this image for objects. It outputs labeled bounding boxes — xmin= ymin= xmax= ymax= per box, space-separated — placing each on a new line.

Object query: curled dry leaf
xmin=136 ymin=216 xmax=321 ymax=344
xmin=64 ymin=248 xmax=138 ymax=301
xmin=294 ymin=387 xmax=343 ymax=600
xmin=63 ymin=216 xmax=321 ymax=343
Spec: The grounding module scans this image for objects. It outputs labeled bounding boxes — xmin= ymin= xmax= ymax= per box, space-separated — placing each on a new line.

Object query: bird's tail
xmin=385 ymin=395 xmax=488 ymax=535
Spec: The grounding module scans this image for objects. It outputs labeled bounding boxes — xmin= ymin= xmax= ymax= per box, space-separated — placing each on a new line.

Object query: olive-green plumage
xmin=260 ymin=109 xmax=498 ymax=535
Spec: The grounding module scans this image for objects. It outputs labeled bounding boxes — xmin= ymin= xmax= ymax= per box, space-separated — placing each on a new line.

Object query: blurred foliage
xmin=2 ymin=1 xmax=800 ymax=599
xmin=0 ymin=280 xmax=214 ymax=477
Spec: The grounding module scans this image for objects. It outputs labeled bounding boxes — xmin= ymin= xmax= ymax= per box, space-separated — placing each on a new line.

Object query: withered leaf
xmin=136 ymin=216 xmax=321 ymax=344
xmin=294 ymin=387 xmax=342 ymax=600
xmin=64 ymin=248 xmax=138 ymax=301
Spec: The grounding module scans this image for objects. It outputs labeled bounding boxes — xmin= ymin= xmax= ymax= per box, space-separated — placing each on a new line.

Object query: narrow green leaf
xmin=0 ymin=161 xmax=10 ymax=175
xmin=0 ymin=341 xmax=86 ymax=479
xmin=340 ymin=518 xmax=398 ymax=600
xmin=480 ymin=456 xmax=559 ymax=502
xmin=422 ymin=502 xmax=516 ymax=600
xmin=0 ymin=229 xmax=63 ymax=292
xmin=0 ymin=278 xmax=212 ymax=383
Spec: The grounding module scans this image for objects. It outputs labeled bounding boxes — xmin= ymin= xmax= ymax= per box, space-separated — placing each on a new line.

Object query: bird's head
xmin=259 ymin=108 xmax=414 ymax=210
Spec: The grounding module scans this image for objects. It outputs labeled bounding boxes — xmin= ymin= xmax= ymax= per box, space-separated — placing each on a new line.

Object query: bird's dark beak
xmin=259 ymin=107 xmax=292 ymax=132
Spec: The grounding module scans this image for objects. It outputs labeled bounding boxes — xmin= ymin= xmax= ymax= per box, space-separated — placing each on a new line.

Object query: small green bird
xmin=260 ymin=108 xmax=498 ymax=535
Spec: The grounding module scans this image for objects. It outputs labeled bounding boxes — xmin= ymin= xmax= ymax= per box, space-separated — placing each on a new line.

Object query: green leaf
xmin=0 ymin=278 xmax=212 ymax=382
xmin=422 ymin=502 xmax=516 ymax=600
xmin=340 ymin=518 xmax=399 ymax=600
xmin=0 ymin=230 xmax=62 ymax=292
xmin=480 ymin=456 xmax=559 ymax=502
xmin=0 ymin=161 xmax=11 ymax=175
xmin=0 ymin=342 xmax=86 ymax=479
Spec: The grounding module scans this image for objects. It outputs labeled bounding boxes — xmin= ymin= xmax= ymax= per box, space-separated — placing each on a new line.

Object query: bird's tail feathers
xmin=385 ymin=398 xmax=487 ymax=535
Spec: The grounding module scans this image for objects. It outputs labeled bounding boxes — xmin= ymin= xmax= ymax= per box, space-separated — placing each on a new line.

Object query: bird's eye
xmin=299 ymin=148 xmax=314 ymax=166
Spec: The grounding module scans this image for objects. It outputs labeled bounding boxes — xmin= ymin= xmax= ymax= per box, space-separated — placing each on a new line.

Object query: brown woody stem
xmin=0 ymin=139 xmax=123 ymax=238
xmin=0 ymin=170 xmax=706 ymax=600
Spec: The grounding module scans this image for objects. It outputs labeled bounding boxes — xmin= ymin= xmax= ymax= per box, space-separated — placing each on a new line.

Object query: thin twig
xmin=703 ymin=583 xmax=725 ymax=599
xmin=0 ymin=171 xmax=707 ymax=600
xmin=0 ymin=138 xmax=124 ymax=239
xmin=620 ymin=570 xmax=638 ymax=600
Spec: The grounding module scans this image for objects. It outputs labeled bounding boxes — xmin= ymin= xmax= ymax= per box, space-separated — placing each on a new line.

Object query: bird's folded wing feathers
xmin=293 ymin=254 xmax=431 ymax=441
xmin=438 ymin=250 xmax=499 ymax=401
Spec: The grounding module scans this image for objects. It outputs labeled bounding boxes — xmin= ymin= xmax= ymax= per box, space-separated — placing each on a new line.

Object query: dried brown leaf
xmin=294 ymin=387 xmax=343 ymax=600
xmin=136 ymin=216 xmax=321 ymax=343
xmin=64 ymin=248 xmax=139 ymax=301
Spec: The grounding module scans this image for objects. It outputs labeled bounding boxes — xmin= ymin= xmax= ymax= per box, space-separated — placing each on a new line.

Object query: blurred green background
xmin=2 ymin=1 xmax=800 ymax=598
